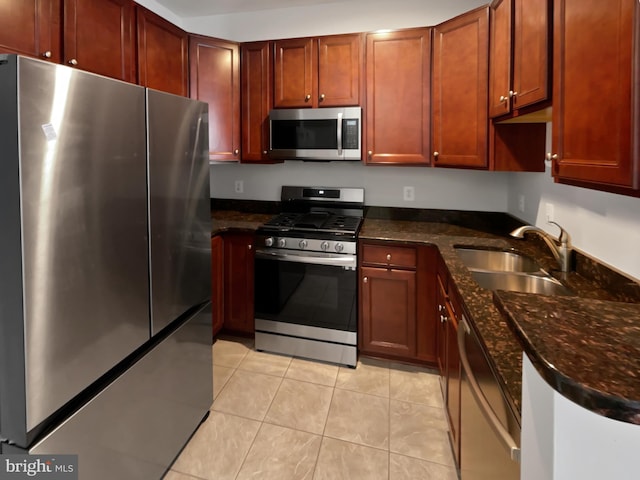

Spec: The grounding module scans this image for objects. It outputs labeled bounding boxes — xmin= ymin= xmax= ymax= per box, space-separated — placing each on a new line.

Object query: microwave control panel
xmin=343 ymin=119 xmax=360 ymax=149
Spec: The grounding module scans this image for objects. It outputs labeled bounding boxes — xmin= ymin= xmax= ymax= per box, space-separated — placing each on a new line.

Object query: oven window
xmin=271 ymin=119 xmax=338 ymax=150
xmin=254 ymin=258 xmax=357 ymax=332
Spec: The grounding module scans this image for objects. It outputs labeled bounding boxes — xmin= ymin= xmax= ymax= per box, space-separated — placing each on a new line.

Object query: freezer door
xmin=146 ymin=89 xmax=211 ymax=335
xmin=0 ymin=55 xmax=150 ymax=447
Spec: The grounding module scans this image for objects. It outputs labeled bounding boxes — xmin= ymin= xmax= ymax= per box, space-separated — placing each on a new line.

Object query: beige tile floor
xmin=164 ymin=336 xmax=458 ymax=480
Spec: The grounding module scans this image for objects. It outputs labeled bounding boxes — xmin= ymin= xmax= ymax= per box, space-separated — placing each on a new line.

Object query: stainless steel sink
xmin=455 ymin=247 xmax=541 ymax=273
xmin=455 ymin=246 xmax=574 ymax=296
xmin=470 ymin=270 xmax=575 ymax=296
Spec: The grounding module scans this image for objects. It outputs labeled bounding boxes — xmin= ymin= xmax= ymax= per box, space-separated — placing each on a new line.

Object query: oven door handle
xmin=255 ymin=248 xmax=356 ymax=268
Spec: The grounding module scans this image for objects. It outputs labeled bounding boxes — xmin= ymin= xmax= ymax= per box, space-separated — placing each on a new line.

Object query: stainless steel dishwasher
xmin=458 ymin=316 xmax=521 ymax=480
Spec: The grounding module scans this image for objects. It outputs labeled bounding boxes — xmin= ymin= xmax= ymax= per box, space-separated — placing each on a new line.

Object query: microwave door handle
xmin=337 ymin=112 xmax=343 ymax=156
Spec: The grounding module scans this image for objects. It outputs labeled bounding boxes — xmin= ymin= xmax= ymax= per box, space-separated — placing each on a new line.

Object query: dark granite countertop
xmin=211 ymin=202 xmax=640 ymax=424
xmin=360 ymin=216 xmax=640 ymax=425
xmin=494 ymin=291 xmax=640 ymax=424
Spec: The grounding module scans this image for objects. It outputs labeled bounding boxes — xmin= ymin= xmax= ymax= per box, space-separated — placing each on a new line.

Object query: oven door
xmin=254 ymin=249 xmax=357 ymax=332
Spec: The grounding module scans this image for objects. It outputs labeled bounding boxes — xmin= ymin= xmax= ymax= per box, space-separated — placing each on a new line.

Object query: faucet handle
xmin=548 ymin=221 xmax=571 ymax=246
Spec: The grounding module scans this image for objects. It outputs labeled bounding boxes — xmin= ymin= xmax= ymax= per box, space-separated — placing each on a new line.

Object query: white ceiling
xmin=155 ymin=0 xmax=351 ymax=17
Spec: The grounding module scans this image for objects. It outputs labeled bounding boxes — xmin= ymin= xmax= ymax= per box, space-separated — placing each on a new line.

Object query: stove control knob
xmin=335 ymin=243 xmax=344 ymax=253
xmin=321 ymin=241 xmax=330 ymax=251
xmin=299 ymin=240 xmax=308 ymax=249
xmin=278 ymin=238 xmax=287 ymax=248
xmin=264 ymin=237 xmax=274 ymax=247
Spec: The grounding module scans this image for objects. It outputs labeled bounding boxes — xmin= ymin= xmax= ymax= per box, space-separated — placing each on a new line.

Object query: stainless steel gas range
xmin=254 ymin=186 xmax=364 ymax=367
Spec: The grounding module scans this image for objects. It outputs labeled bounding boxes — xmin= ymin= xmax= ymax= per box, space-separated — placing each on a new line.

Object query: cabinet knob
xmin=42 ymin=51 xmax=52 ymax=59
xmin=319 ymin=93 xmax=325 ymax=102
xmin=263 ymin=150 xmax=268 ymax=155
xmin=248 ymin=244 xmax=252 ymax=250
xmin=510 ymin=90 xmax=517 ymax=97
xmin=547 ymin=153 xmax=559 ymax=161
xmin=433 ymin=151 xmax=439 ymax=159
xmin=233 ymin=149 xmax=239 ymax=156
xmin=363 ymin=277 xmax=368 ymax=284
xmin=68 ymin=58 xmax=78 ymax=66
xmin=499 ymin=95 xmax=508 ymax=103
xmin=305 ymin=94 xmax=311 ymax=101
xmin=386 ymin=254 xmax=392 ymax=261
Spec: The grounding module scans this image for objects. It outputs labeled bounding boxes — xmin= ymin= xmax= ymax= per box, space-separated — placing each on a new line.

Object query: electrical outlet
xmin=403 ymin=186 xmax=415 ymax=202
xmin=518 ymin=194 xmax=525 ymax=213
xmin=545 ymin=202 xmax=554 ymax=222
xmin=234 ymin=180 xmax=244 ymax=194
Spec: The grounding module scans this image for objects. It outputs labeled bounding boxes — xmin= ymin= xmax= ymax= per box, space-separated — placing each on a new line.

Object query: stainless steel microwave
xmin=268 ymin=107 xmax=362 ymax=161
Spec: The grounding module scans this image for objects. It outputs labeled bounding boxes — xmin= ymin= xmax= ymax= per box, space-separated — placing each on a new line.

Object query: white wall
xmin=183 ymin=0 xmax=488 ymax=42
xmin=507 ymin=124 xmax=640 ymax=280
xmin=210 ymin=161 xmax=509 ymax=210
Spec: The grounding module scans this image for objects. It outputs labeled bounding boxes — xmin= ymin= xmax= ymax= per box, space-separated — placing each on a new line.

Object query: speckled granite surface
xmin=211 ymin=203 xmax=640 ymax=424
xmin=494 ymin=291 xmax=640 ymax=424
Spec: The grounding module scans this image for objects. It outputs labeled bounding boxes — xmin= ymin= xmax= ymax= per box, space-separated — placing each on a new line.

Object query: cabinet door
xmin=223 ymin=233 xmax=255 ymax=335
xmin=432 ymin=7 xmax=489 ymax=168
xmin=416 ymin=245 xmax=438 ymax=363
xmin=552 ymin=0 xmax=639 ymax=189
xmin=488 ymin=0 xmax=513 ymax=118
xmin=365 ymin=28 xmax=431 ymax=165
xmin=136 ymin=6 xmax=188 ymax=96
xmin=0 ymin=0 xmax=61 ymax=63
xmin=63 ymin=0 xmax=135 ymax=82
xmin=512 ymin=0 xmax=550 ymax=110
xmin=273 ymin=37 xmax=317 ymax=108
xmin=211 ymin=235 xmax=224 ymax=337
xmin=436 ymin=274 xmax=448 ymax=378
xmin=318 ymin=34 xmax=361 ymax=107
xmin=360 ymin=266 xmax=417 ymax=358
xmin=446 ymin=304 xmax=461 ymax=466
xmin=241 ymin=41 xmax=273 ymax=163
xmin=190 ymin=35 xmax=240 ymax=162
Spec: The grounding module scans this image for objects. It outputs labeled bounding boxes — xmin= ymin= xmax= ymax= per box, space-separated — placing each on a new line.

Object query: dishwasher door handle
xmin=458 ymin=317 xmax=521 ymax=462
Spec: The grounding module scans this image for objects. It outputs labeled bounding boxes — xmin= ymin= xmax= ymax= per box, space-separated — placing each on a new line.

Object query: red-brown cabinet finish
xmin=488 ymin=0 xmax=512 ymax=118
xmin=136 ymin=5 xmax=188 ymax=96
xmin=365 ymin=28 xmax=431 ymax=165
xmin=223 ymin=232 xmax=255 ymax=336
xmin=190 ymin=35 xmax=240 ymax=161
xmin=241 ymin=41 xmax=273 ymax=163
xmin=359 ymin=242 xmax=437 ymax=363
xmin=0 ymin=0 xmax=61 ymax=63
xmin=211 ymin=235 xmax=224 ymax=337
xmin=552 ymin=0 xmax=640 ymax=191
xmin=432 ymin=7 xmax=489 ymax=169
xmin=63 ymin=0 xmax=135 ymax=82
xmin=273 ymin=34 xmax=361 ymax=108
xmin=489 ymin=0 xmax=551 ymax=118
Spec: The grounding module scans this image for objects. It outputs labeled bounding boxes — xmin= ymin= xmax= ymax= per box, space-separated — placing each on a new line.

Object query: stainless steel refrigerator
xmin=0 ymin=54 xmax=212 ymax=479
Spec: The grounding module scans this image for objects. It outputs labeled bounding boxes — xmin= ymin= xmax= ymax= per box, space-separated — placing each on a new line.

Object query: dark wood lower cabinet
xmin=211 ymin=232 xmax=255 ymax=337
xmin=211 ymin=235 xmax=224 ymax=337
xmin=358 ymin=241 xmax=437 ymax=364
xmin=437 ymin=254 xmax=461 ymax=467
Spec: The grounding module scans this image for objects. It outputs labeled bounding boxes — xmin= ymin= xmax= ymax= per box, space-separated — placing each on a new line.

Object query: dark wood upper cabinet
xmin=552 ymin=0 xmax=640 ymax=192
xmin=432 ymin=7 xmax=489 ymax=169
xmin=489 ymin=0 xmax=551 ymax=118
xmin=0 ymin=0 xmax=61 ymax=63
xmin=63 ymin=0 xmax=135 ymax=82
xmin=190 ymin=35 xmax=240 ymax=162
xmin=488 ymin=0 xmax=512 ymax=118
xmin=241 ymin=41 xmax=274 ymax=163
xmin=136 ymin=5 xmax=188 ymax=96
xmin=274 ymin=34 xmax=361 ymax=108
xmin=365 ymin=28 xmax=431 ymax=165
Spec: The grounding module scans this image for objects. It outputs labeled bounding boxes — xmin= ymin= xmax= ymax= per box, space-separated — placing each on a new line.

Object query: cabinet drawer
xmin=361 ymin=244 xmax=417 ymax=269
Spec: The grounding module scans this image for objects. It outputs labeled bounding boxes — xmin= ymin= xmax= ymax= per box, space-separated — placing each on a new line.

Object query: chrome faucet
xmin=510 ymin=221 xmax=572 ymax=272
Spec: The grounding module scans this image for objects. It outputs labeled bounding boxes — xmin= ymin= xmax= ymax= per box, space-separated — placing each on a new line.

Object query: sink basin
xmin=455 ymin=247 xmax=542 ymax=273
xmin=470 ymin=270 xmax=575 ymax=296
